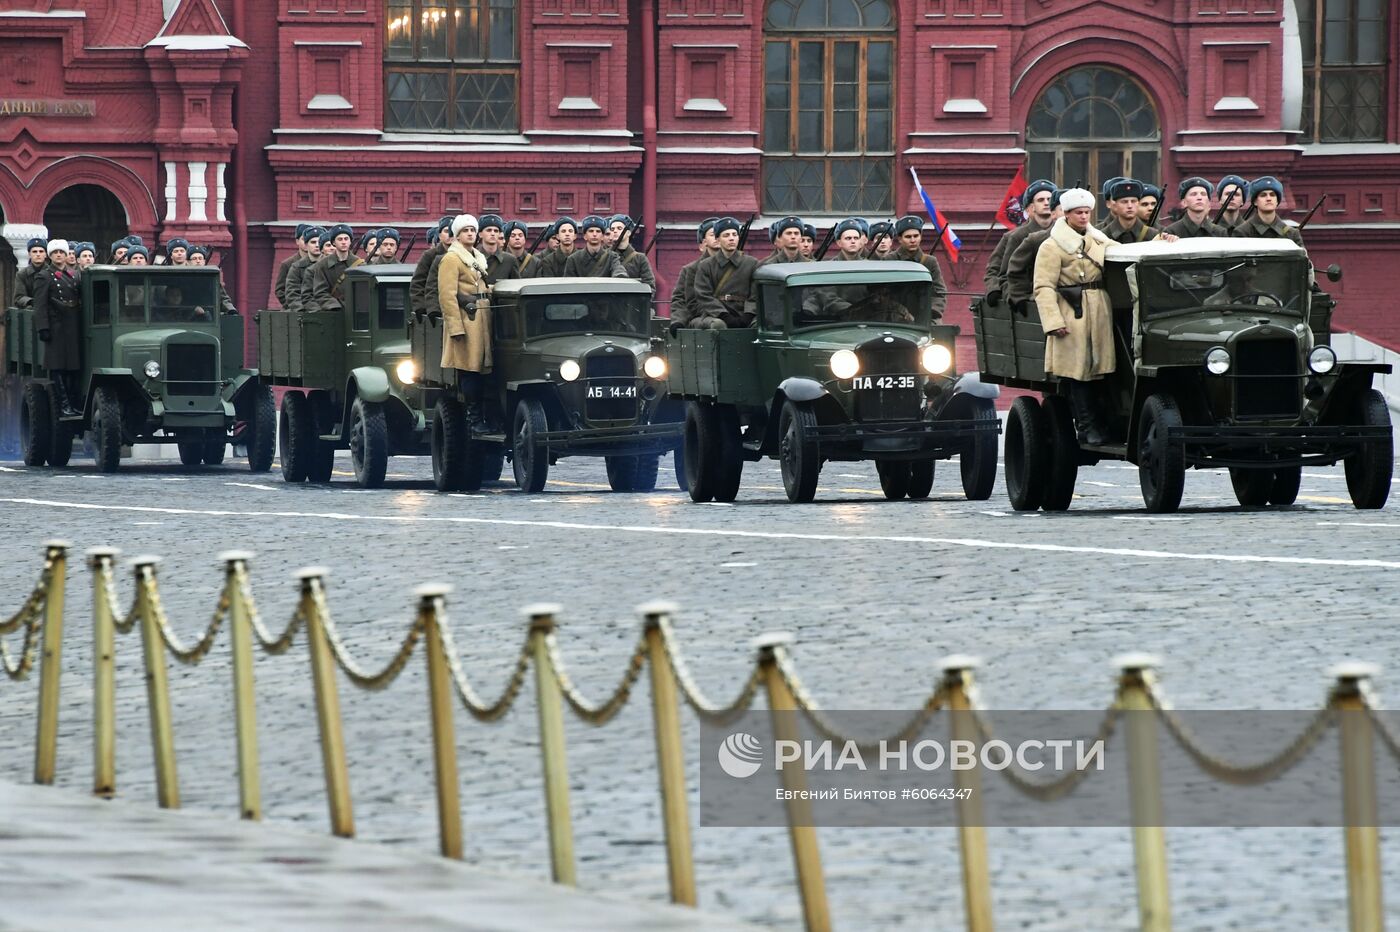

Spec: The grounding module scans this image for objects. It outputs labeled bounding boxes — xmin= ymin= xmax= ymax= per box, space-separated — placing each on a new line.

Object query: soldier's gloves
xmin=668 ymin=320 xmax=682 ymax=336
xmin=38 ymin=329 xmax=51 ymax=342
xmin=986 ymin=289 xmax=1003 ymax=305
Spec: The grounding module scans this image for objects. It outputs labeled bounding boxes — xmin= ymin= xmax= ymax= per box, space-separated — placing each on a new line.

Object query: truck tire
xmin=778 ymin=399 xmax=820 ymax=503
xmin=960 ymin=396 xmax=999 ymax=502
xmin=178 ymin=441 xmax=204 ymax=467
xmin=481 ymin=449 xmax=506 ymax=483
xmin=512 ymin=397 xmax=549 ymax=493
xmin=349 ymin=397 xmax=388 ymax=488
xmin=876 ymin=461 xmax=911 ymax=500
xmin=1269 ymin=467 xmax=1302 ymax=506
xmin=20 ymin=382 xmax=53 ymax=467
xmin=306 ymin=393 xmax=337 ymax=483
xmin=279 ymin=392 xmax=312 ymax=483
xmin=1040 ymin=395 xmax=1079 ymax=512
xmin=711 ymin=405 xmax=744 ymax=503
xmin=92 ymin=386 xmax=124 ymax=474
xmin=1005 ymin=397 xmax=1048 ymax=511
xmin=672 ymin=446 xmax=687 ymax=492
xmin=1345 ymin=388 xmax=1392 ymax=510
xmin=47 ymin=418 xmax=73 ymax=467
xmin=202 ymin=438 xmax=226 ymax=466
xmin=246 ymin=383 xmax=277 ymax=473
xmin=908 ymin=460 xmax=935 ymax=499
xmin=1229 ymin=468 xmax=1272 ymax=507
xmin=1138 ymin=393 xmax=1186 ymax=513
xmin=683 ymin=403 xmax=716 ymax=503
xmin=606 ymin=454 xmax=660 ymax=493
xmin=432 ymin=396 xmax=468 ymax=492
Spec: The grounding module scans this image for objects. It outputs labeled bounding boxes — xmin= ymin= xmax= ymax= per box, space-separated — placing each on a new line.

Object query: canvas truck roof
xmin=1105 ymin=238 xmax=1306 ymax=264
xmin=754 ymin=260 xmax=933 ymax=286
xmin=346 ymin=263 xmax=415 ymax=281
xmin=492 ymin=277 xmax=654 ymax=297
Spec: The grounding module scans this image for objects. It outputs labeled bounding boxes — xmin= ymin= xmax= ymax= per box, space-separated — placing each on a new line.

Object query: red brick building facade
xmin=2 ymin=0 xmax=1398 ymax=353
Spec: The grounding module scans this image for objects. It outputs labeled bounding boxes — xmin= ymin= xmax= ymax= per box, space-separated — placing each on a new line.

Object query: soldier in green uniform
xmin=1234 ymin=177 xmax=1304 ymax=245
xmin=1136 ymin=185 xmax=1162 ymax=227
xmin=531 ymin=218 xmax=579 ymax=277
xmin=563 ymin=216 xmax=627 ymax=277
xmin=1215 ymin=175 xmax=1249 ymax=234
xmin=126 ymin=245 xmax=150 ymax=265
xmin=668 ymin=217 xmax=719 ymax=328
xmin=275 ymin=224 xmax=311 ymax=306
xmin=1004 ymin=191 xmax=1065 ymax=312
xmin=375 ymin=228 xmax=400 ymax=263
xmin=1099 ymin=176 xmax=1125 ymax=228
xmin=74 ymin=242 xmax=97 ymax=269
xmin=477 ymin=215 xmax=520 ymax=285
xmin=867 ymin=220 xmax=895 ymax=258
xmin=690 ymin=217 xmax=758 ymax=329
xmin=33 ymin=240 xmax=82 ymax=416
xmin=800 ymin=223 xmax=815 ymax=259
xmin=188 ymin=246 xmax=238 ymax=314
xmin=14 ymin=237 xmax=50 ymax=308
xmin=411 ymin=217 xmax=454 ymax=314
xmin=283 ymin=227 xmax=322 ymax=313
xmin=309 ymin=224 xmax=363 ymax=311
xmin=163 ymin=238 xmax=190 ymax=266
xmin=885 ymin=215 xmax=949 ymax=320
xmin=758 ymin=216 xmax=806 ymax=268
xmin=607 ymin=215 xmax=656 ymax=290
xmin=1101 ymin=179 xmax=1171 ymax=244
xmin=985 ymin=179 xmax=1055 ymax=302
xmin=829 ymin=218 xmax=865 ymax=261
xmin=502 ymin=221 xmax=536 ymax=276
xmin=1163 ymin=178 xmax=1225 ymax=238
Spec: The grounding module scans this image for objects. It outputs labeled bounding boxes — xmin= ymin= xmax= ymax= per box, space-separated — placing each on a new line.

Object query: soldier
xmin=1099 ymin=175 xmax=1125 ymax=227
xmin=502 ymin=221 xmax=536 ymax=276
xmin=284 ymin=228 xmax=324 ymax=312
xmin=830 ymin=218 xmax=866 ymax=261
xmin=75 ymin=243 xmax=97 ymax=269
xmin=127 ymin=245 xmax=150 ymax=265
xmin=275 ymin=224 xmax=310 ymax=306
xmin=532 ymin=217 xmax=578 ymax=277
xmin=309 ymin=224 xmax=362 ymax=311
xmin=33 ymin=239 xmax=82 ymax=416
xmin=1004 ymin=191 xmax=1065 ymax=312
xmin=608 ymin=215 xmax=657 ymax=289
xmin=985 ymin=180 xmax=1056 ymax=302
xmin=690 ymin=216 xmax=758 ymax=329
xmin=1136 ymin=185 xmax=1162 ymax=226
xmin=110 ymin=238 xmax=130 ymax=265
xmin=193 ymin=247 xmax=237 ymax=314
xmin=476 ymin=214 xmax=520 ymax=286
xmin=376 ymin=228 xmax=401 ymax=263
xmin=885 ymin=215 xmax=949 ymax=320
xmin=668 ymin=217 xmax=719 ymax=328
xmin=188 ymin=245 xmax=209 ymax=265
xmin=564 ymin=216 xmax=627 ymax=277
xmin=165 ymin=238 xmax=190 ymax=266
xmin=758 ymin=216 xmax=806 ymax=267
xmin=13 ymin=237 xmax=48 ymax=308
xmin=411 ymin=217 xmax=454 ymax=315
xmin=1032 ymin=188 xmax=1115 ymax=444
xmin=1234 ymin=177 xmax=1304 ymax=245
xmin=1101 ymin=179 xmax=1173 ymax=244
xmin=436 ymin=214 xmax=493 ymax=432
xmin=800 ymin=223 xmax=815 ymax=259
xmin=868 ymin=221 xmax=895 ymax=258
xmin=1162 ymin=178 xmax=1224 ymax=238
xmin=1215 ymin=175 xmax=1249 ymax=234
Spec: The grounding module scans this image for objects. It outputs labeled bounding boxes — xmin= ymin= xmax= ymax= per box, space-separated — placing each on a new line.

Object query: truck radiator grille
xmin=1234 ymin=338 xmax=1300 ymax=419
xmin=585 ymin=351 xmax=635 ymax=379
xmin=166 ymin=343 xmax=218 ymax=396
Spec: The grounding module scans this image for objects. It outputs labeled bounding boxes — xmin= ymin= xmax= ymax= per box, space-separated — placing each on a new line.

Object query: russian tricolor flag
xmin=909 ymin=167 xmax=962 ymax=262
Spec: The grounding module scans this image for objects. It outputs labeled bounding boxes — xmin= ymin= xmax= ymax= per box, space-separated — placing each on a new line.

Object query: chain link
xmin=1147 ymin=680 xmax=1334 ymax=785
xmin=0 ymin=601 xmax=45 ymax=679
xmin=544 ymin=631 xmax=648 ymax=725
xmin=312 ymin=583 xmax=423 ymax=690
xmin=0 ymin=552 xmax=54 ymax=636
xmin=434 ymin=611 xmax=531 ymax=721
xmin=238 ymin=569 xmax=301 ymax=654
xmin=655 ymin=618 xmax=761 ymax=726
xmin=1367 ymin=708 xmax=1400 ymax=763
xmin=142 ymin=568 xmax=229 ymax=665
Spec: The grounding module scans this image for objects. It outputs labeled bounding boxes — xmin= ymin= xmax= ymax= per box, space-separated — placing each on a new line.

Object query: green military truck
xmin=664 ymin=260 xmax=1001 ymax=503
xmin=973 ymin=238 xmax=1392 ymax=512
xmin=413 ymin=276 xmax=684 ymax=493
xmin=7 ymin=265 xmax=273 ymax=472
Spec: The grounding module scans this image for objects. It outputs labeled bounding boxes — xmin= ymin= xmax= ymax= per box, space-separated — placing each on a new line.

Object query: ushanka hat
xmin=326 ymin=224 xmax=354 ymax=242
xmin=377 ymin=227 xmax=400 ymax=244
xmin=450 ymin=214 xmax=478 ymax=236
xmin=772 ymin=215 xmax=803 ymax=237
xmin=834 ymin=218 xmax=864 ymax=238
xmin=553 ymin=216 xmax=579 ymax=234
xmin=1022 ymin=179 xmax=1057 ymax=208
xmin=1058 ymin=188 xmax=1096 ymax=212
xmin=502 ymin=220 xmax=528 ymax=239
xmin=1107 ymin=179 xmax=1144 ymax=201
xmin=894 ymin=215 xmax=924 ymax=236
xmin=1177 ymin=177 xmax=1214 ymax=199
xmin=579 ymin=215 xmax=607 ymax=234
xmin=697 ymin=217 xmax=720 ymax=242
xmin=478 ymin=214 xmax=504 ymax=232
xmin=1248 ymin=176 xmax=1284 ymax=202
xmin=27 ymin=237 xmax=46 ymax=251
xmin=712 ymin=216 xmax=742 ymax=236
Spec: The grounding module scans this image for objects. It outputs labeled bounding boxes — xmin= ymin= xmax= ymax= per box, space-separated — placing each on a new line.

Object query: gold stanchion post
xmin=33 ymin=540 xmax=69 ymax=785
xmin=419 ymin=584 xmax=462 ymax=860
xmin=527 ymin=604 xmax=577 ymax=885
xmin=134 ymin=557 xmax=180 ymax=808
xmin=221 ymin=551 xmax=262 ymax=821
xmin=299 ymin=567 xmax=354 ymax=838
xmin=941 ymin=655 xmax=993 ymax=932
xmin=1116 ymin=653 xmax=1170 ymax=932
xmin=1329 ymin=662 xmax=1383 ymax=932
xmin=757 ymin=632 xmax=831 ymax=932
xmin=640 ymin=602 xmax=696 ymax=907
xmin=88 ymin=546 xmax=120 ymax=797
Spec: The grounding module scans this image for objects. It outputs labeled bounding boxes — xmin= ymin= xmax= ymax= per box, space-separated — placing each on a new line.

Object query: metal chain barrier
xmin=311 ymin=583 xmax=423 ymax=691
xmin=0 ymin=550 xmax=55 ymax=636
xmin=655 ymin=617 xmax=761 ymax=726
xmin=140 ymin=566 xmax=230 ymax=666
xmin=1368 ymin=708 xmax=1400 ymax=763
xmin=543 ymin=631 xmax=649 ymax=725
xmin=0 ymin=552 xmax=55 ymax=679
xmin=238 ymin=570 xmax=302 ymax=655
xmin=434 ymin=614 xmax=531 ymax=721
xmin=1146 ymin=679 xmax=1335 ymax=785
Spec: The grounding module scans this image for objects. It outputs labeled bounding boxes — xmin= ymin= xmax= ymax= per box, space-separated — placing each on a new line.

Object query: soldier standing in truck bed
xmin=1162 ymin=178 xmax=1225 ymax=239
xmin=282 ymin=227 xmax=322 ymax=313
xmin=1233 ymin=176 xmax=1305 ymax=246
xmin=608 ymin=215 xmax=657 ymax=290
xmin=668 ymin=217 xmax=718 ymax=328
xmin=502 ymin=221 xmax=535 ymax=277
xmin=690 ymin=216 xmax=758 ymax=329
xmin=477 ymin=215 xmax=520 ymax=286
xmin=885 ymin=214 xmax=949 ymax=320
xmin=411 ymin=217 xmax=454 ymax=315
xmin=309 ymin=224 xmax=363 ymax=311
xmin=985 ymin=180 xmax=1056 ymax=303
xmin=275 ymin=224 xmax=310 ymax=306
xmin=531 ymin=218 xmax=579 ymax=277
xmin=13 ymin=237 xmax=49 ymax=309
xmin=564 ymin=216 xmax=627 ymax=278
xmin=33 ymin=239 xmax=82 ymax=416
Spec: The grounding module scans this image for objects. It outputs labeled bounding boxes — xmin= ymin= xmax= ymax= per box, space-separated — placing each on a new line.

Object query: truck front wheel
xmin=20 ymin=382 xmax=53 ymax=467
xmin=92 ymin=386 xmax=124 ymax=474
xmin=349 ymin=397 xmax=388 ymax=488
xmin=1040 ymin=395 xmax=1079 ymax=511
xmin=279 ymin=392 xmax=312 ymax=483
xmin=1346 ymin=388 xmax=1393 ymax=510
xmin=960 ymin=396 xmax=1000 ymax=502
xmin=1137 ymin=393 xmax=1186 ymax=513
xmin=778 ymin=399 xmax=820 ymax=503
xmin=432 ymin=396 xmax=469 ymax=492
xmin=512 ymin=397 xmax=549 ymax=493
xmin=877 ymin=461 xmax=911 ymax=500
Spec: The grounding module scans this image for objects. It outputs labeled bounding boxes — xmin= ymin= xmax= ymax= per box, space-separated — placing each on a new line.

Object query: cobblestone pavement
xmin=0 ymin=444 xmax=1397 ymax=931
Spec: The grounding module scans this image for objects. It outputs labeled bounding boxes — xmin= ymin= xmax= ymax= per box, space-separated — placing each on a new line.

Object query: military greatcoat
xmin=34 ymin=266 xmax=83 ymax=370
xmin=1032 ymin=219 xmax=1116 ymax=382
xmin=437 ymin=244 xmax=492 ymax=374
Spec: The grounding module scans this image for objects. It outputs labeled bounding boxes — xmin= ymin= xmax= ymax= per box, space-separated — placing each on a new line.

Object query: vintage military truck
xmin=7 ymin=265 xmax=273 ymax=472
xmin=663 ymin=260 xmax=1001 ymax=504
xmin=973 ymin=238 xmax=1392 ymax=512
xmin=412 ymin=276 xmax=684 ymax=493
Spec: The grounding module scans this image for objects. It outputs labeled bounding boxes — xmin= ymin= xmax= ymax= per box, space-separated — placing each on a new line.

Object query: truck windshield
xmin=1136 ymin=259 xmax=1305 ymax=316
xmin=791 ymin=281 xmax=932 ymax=330
xmin=128 ymin=274 xmax=218 ymax=324
xmin=523 ymin=293 xmax=650 ymax=338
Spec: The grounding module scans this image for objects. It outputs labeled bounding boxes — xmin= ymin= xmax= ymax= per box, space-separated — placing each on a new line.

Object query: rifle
xmin=813 ymin=225 xmax=837 ymax=260
xmin=1136 ymin=195 xmax=1165 ymax=240
xmin=527 ymin=223 xmax=552 ymax=255
xmin=397 ymin=231 xmax=419 ymax=263
xmin=1211 ymin=184 xmax=1243 ymax=227
xmin=862 ymin=230 xmax=889 ymax=259
xmin=736 ymin=213 xmax=757 ymax=252
xmin=642 ymin=227 xmax=662 ymax=256
xmin=625 ymin=223 xmax=645 ymax=253
xmin=1297 ymin=193 xmax=1329 ymax=231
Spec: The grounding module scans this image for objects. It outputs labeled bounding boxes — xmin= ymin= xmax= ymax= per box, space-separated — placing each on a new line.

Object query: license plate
xmin=852 ymin=375 xmax=916 ymax=390
xmin=586 ymin=383 xmax=638 ymax=399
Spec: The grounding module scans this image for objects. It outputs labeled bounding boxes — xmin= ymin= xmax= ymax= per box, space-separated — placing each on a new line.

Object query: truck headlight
xmin=829 ymin=349 xmax=860 ymax=380
xmin=921 ymin=344 xmax=953 ymax=375
xmin=1204 ymin=347 xmax=1231 ymax=375
xmin=143 ymin=360 xmax=161 ymax=379
xmin=1308 ymin=346 xmax=1336 ymax=374
xmin=394 ymin=359 xmax=418 ymax=385
xmin=559 ymin=359 xmax=581 ymax=382
xmin=643 ymin=355 xmax=667 ymax=380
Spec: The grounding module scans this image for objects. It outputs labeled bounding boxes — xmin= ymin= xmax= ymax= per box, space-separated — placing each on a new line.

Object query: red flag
xmin=994 ymin=165 xmax=1029 ymax=230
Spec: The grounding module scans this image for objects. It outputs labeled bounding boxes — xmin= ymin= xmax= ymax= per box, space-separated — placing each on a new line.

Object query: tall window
xmin=763 ymin=0 xmax=894 ymax=214
xmin=1025 ymin=67 xmax=1161 ymax=195
xmin=1297 ymin=0 xmax=1388 ymax=142
xmin=385 ymin=0 xmax=519 ymax=133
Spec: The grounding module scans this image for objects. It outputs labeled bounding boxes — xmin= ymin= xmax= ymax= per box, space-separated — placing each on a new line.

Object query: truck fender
xmin=778 ymin=377 xmax=827 ymax=403
xmin=348 ymin=366 xmax=393 ymax=404
xmin=224 ymin=370 xmax=258 ymax=403
xmin=951 ymin=371 xmax=1000 ymax=400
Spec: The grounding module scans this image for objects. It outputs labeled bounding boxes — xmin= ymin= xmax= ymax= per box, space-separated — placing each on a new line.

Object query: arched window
xmin=1025 ymin=67 xmax=1161 ymax=196
xmin=1297 ymin=0 xmax=1388 ymax=141
xmin=763 ymin=0 xmax=894 ymax=214
xmin=384 ymin=0 xmax=519 ymax=133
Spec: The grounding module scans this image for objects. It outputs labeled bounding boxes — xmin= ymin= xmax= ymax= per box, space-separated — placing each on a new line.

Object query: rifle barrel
xmin=1297 ymin=193 xmax=1329 ymax=230
xmin=1211 ymin=184 xmax=1242 ymax=226
xmin=813 ymin=225 xmax=837 ymax=260
xmin=736 ymin=213 xmax=757 ymax=252
xmin=527 ymin=224 xmax=551 ymax=255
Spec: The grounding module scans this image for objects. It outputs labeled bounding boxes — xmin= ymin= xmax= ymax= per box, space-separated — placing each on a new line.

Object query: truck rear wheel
xmin=1005 ymin=397 xmax=1048 ymax=511
xmin=1229 ymin=468 xmax=1272 ymax=507
xmin=306 ymin=393 xmax=337 ymax=483
xmin=672 ymin=446 xmax=687 ymax=492
xmin=1345 ymin=388 xmax=1392 ymax=510
xmin=606 ymin=454 xmax=660 ymax=493
xmin=960 ymin=396 xmax=999 ymax=502
xmin=683 ymin=404 xmax=716 ymax=503
xmin=481 ymin=449 xmax=505 ymax=483
xmin=178 ymin=441 xmax=204 ymax=467
xmin=432 ymin=396 xmax=469 ymax=492
xmin=1269 ymin=467 xmax=1302 ymax=506
xmin=279 ymin=392 xmax=312 ymax=483
xmin=877 ymin=461 xmax=911 ymax=500
xmin=202 ymin=439 xmax=226 ymax=466
xmin=246 ymin=383 xmax=276 ymax=473
xmin=711 ymin=405 xmax=744 ymax=503
xmin=20 ymin=382 xmax=52 ymax=467
xmin=47 ymin=418 xmax=73 ymax=467
xmin=908 ymin=460 xmax=935 ymax=499
xmin=92 ymin=386 xmax=123 ymax=474
xmin=349 ymin=397 xmax=388 ymax=488
xmin=778 ymin=399 xmax=819 ymax=503
xmin=1138 ymin=393 xmax=1185 ymax=513
xmin=1040 ymin=395 xmax=1079 ymax=512
xmin=512 ymin=397 xmax=549 ymax=493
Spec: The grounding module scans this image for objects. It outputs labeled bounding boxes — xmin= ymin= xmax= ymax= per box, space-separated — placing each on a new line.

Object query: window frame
xmin=1297 ymin=0 xmax=1390 ymax=143
xmin=1023 ymin=67 xmax=1161 ymax=195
